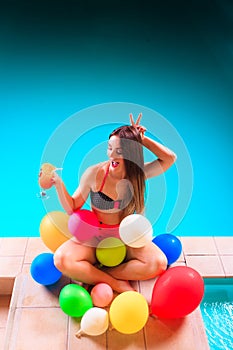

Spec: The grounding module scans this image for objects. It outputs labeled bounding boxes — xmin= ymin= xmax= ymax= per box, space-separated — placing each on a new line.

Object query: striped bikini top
xmin=90 ymin=165 xmax=122 ymax=210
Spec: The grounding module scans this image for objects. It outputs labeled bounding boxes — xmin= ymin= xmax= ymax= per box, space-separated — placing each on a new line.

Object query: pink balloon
xmin=91 ymin=283 xmax=113 ymax=307
xmin=68 ymin=210 xmax=99 ymax=242
xmin=151 ymin=266 xmax=204 ymax=318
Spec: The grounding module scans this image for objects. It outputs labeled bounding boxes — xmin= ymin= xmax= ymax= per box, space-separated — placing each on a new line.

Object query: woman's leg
xmin=106 ymin=241 xmax=167 ymax=281
xmin=54 ymin=238 xmax=134 ymax=293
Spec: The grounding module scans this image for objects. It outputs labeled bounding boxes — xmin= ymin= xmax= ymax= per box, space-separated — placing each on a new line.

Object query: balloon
xmin=109 ymin=291 xmax=149 ymax=334
xmin=152 ymin=234 xmax=182 ymax=265
xmin=76 ymin=307 xmax=109 ymax=338
xmin=59 ymin=284 xmax=93 ymax=318
xmin=91 ymin=283 xmax=113 ymax=307
xmin=38 ymin=163 xmax=56 ymax=189
xmin=30 ymin=252 xmax=62 ymax=285
xmin=96 ymin=237 xmax=126 ymax=267
xmin=68 ymin=209 xmax=99 ymax=242
xmin=151 ymin=266 xmax=204 ymax=318
xmin=40 ymin=211 xmax=72 ymax=252
xmin=119 ymin=214 xmax=153 ymax=248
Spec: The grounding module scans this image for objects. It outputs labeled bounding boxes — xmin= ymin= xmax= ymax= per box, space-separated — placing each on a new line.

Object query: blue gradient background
xmin=0 ymin=0 xmax=232 ymax=237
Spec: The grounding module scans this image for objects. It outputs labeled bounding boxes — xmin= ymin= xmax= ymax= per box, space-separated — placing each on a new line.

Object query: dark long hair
xmin=109 ymin=125 xmax=145 ymax=216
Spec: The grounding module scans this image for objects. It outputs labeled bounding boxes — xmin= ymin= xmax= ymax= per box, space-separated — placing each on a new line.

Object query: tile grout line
xmin=213 ymin=236 xmax=228 ymax=277
xmin=3 ymin=282 xmax=19 ymax=350
xmin=218 ymin=256 xmax=228 ymax=277
xmin=212 ymin=236 xmax=220 ymax=255
xmin=66 ymin=314 xmax=70 ymax=349
xmin=22 ymin=238 xmax=29 ymax=265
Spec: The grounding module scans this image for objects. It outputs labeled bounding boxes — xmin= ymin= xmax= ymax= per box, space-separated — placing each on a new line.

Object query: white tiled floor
xmin=1 ymin=236 xmax=233 ymax=349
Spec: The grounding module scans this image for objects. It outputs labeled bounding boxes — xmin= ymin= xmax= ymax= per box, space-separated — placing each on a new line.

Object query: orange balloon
xmin=40 ymin=211 xmax=72 ymax=252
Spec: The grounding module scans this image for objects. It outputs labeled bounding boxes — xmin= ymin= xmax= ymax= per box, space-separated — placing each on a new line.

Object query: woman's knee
xmin=53 ymin=241 xmax=97 ymax=273
xmin=144 ymin=251 xmax=168 ymax=278
xmin=154 ymin=253 xmax=167 ymax=275
xmin=53 ymin=249 xmax=68 ymax=272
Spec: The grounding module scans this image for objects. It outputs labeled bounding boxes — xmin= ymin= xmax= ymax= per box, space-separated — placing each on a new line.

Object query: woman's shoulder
xmin=80 ymin=161 xmax=108 ymax=190
xmin=83 ymin=161 xmax=108 ymax=180
xmin=87 ymin=161 xmax=108 ymax=173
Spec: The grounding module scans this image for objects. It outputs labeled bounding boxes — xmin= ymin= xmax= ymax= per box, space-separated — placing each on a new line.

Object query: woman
xmin=52 ymin=113 xmax=177 ymax=293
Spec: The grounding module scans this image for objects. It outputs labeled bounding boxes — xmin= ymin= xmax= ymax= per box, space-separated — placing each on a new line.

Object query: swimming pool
xmin=201 ymin=278 xmax=233 ymax=350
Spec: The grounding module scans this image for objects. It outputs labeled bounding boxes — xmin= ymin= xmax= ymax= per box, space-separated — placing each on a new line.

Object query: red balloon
xmin=151 ymin=266 xmax=204 ymax=318
xmin=68 ymin=210 xmax=99 ymax=242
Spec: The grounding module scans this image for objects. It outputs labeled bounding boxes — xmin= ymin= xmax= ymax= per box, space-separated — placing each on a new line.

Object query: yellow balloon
xmin=109 ymin=291 xmax=149 ymax=334
xmin=40 ymin=211 xmax=72 ymax=252
xmin=96 ymin=237 xmax=126 ymax=267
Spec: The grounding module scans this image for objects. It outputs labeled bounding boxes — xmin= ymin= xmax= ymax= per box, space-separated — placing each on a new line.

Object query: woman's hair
xmin=109 ymin=125 xmax=145 ymax=217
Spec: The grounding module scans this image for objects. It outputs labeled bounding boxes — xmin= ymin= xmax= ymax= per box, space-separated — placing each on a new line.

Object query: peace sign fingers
xmin=129 ymin=113 xmax=142 ymax=126
xmin=129 ymin=113 xmax=146 ymax=140
xmin=135 ymin=113 xmax=142 ymax=125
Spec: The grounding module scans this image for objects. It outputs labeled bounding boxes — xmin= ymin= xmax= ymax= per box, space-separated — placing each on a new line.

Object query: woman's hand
xmin=129 ymin=113 xmax=147 ymax=140
xmin=51 ymin=170 xmax=62 ymax=187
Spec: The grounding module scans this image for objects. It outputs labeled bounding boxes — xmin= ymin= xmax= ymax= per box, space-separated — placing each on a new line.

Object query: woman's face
xmin=107 ymin=135 xmax=125 ymax=176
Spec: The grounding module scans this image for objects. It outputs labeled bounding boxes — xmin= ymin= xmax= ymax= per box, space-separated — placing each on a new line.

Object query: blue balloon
xmin=152 ymin=234 xmax=182 ymax=265
xmin=30 ymin=252 xmax=62 ymax=285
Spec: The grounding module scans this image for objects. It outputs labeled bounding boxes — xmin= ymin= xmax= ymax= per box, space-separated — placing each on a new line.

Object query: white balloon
xmin=76 ymin=307 xmax=109 ymax=338
xmin=119 ymin=214 xmax=153 ymax=248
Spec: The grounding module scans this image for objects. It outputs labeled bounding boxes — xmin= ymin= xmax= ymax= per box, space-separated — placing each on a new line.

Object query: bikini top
xmin=90 ymin=165 xmax=122 ymax=210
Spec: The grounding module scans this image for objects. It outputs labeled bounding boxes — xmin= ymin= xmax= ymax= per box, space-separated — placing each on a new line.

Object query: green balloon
xmin=59 ymin=284 xmax=93 ymax=317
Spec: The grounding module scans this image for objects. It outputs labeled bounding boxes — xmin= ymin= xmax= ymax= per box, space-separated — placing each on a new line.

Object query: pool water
xmin=201 ymin=279 xmax=233 ymax=350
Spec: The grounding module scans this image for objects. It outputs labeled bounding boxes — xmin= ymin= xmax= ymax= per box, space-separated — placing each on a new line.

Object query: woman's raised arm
xmin=130 ymin=113 xmax=177 ymax=179
xmin=142 ymin=136 xmax=177 ymax=178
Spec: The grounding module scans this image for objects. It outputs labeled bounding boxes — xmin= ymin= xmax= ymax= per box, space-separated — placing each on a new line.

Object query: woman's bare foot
xmin=72 ymin=278 xmax=134 ymax=294
xmin=113 ymin=279 xmax=135 ymax=293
